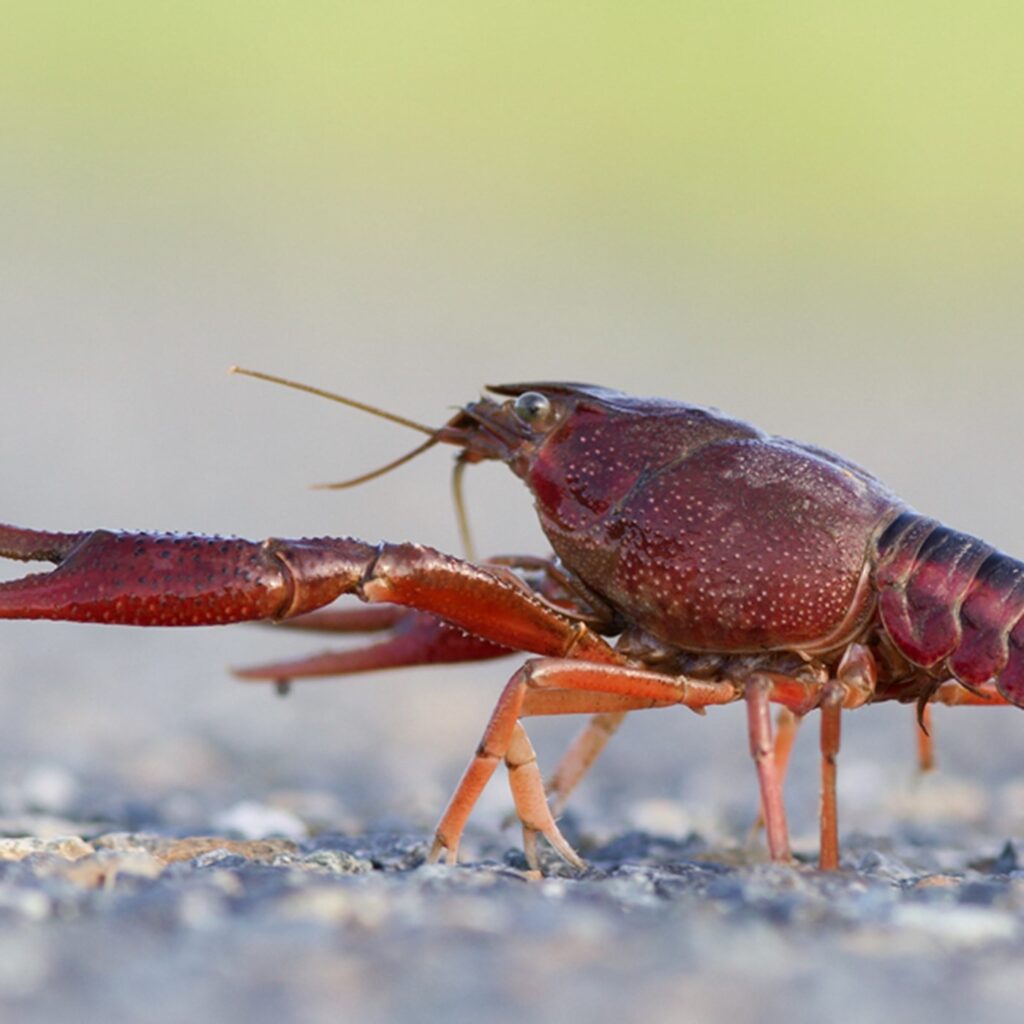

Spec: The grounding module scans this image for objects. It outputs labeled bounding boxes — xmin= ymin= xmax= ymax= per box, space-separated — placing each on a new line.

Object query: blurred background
xmin=1 ymin=2 xmax=1022 ymax=846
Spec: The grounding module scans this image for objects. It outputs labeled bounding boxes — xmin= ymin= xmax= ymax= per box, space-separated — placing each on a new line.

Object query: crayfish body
xmin=1 ymin=381 xmax=1020 ymax=871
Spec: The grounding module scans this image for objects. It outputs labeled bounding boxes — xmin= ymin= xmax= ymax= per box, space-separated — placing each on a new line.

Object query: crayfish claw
xmin=0 ymin=523 xmax=90 ymax=565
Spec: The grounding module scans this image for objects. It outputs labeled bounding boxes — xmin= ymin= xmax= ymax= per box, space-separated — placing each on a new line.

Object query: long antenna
xmin=231 ymin=365 xmax=478 ymax=556
xmin=229 ymin=366 xmax=436 ymax=436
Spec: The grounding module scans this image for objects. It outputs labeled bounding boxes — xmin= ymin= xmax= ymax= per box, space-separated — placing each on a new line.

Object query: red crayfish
xmin=0 ymin=373 xmax=1019 ymax=871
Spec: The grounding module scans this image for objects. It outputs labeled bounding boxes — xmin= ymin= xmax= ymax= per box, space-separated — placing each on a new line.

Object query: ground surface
xmin=2 ymin=579 xmax=1024 ymax=1024
xmin=2 ymin=712 xmax=1024 ymax=1024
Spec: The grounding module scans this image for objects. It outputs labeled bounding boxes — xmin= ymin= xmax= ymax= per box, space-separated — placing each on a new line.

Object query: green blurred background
xmin=1 ymin=3 xmax=1022 ymax=841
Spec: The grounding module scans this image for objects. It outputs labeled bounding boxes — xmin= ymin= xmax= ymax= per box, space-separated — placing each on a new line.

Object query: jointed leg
xmin=931 ymin=680 xmax=1007 ymax=706
xmin=916 ymin=705 xmax=935 ymax=772
xmin=746 ymin=676 xmax=791 ymax=862
xmin=429 ymin=658 xmax=737 ymax=868
xmin=748 ymin=707 xmax=801 ymax=843
xmin=0 ymin=524 xmax=891 ymax=873
xmin=505 ymin=722 xmax=584 ymax=869
xmin=547 ymin=711 xmax=629 ymax=817
xmin=818 ymin=687 xmax=842 ymax=871
xmin=817 ymin=672 xmax=998 ymax=872
xmin=816 ymin=644 xmax=877 ymax=870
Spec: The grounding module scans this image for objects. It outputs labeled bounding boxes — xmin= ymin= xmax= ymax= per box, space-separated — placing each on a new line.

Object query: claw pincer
xmin=0 ymin=525 xmax=373 ymax=626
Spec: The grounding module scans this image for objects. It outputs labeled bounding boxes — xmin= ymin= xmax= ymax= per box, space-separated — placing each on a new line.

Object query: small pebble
xmin=212 ymin=801 xmax=308 ymax=840
xmin=0 ymin=836 xmax=94 ymax=863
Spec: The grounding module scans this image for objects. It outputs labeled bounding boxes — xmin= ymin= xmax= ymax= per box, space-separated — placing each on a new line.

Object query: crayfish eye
xmin=512 ymin=391 xmax=553 ymax=428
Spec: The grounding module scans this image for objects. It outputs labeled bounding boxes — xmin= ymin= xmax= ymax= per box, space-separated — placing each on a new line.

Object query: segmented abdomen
xmin=874 ymin=512 xmax=1024 ymax=705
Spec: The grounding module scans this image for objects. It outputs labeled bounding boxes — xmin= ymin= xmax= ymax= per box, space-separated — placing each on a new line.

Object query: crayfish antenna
xmin=230 ymin=365 xmax=482 ymax=561
xmin=229 ymin=366 xmax=437 ymax=435
xmin=229 ymin=365 xmax=444 ymax=489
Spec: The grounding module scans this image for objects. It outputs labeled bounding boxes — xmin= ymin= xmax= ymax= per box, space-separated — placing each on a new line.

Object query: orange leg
xmin=746 ymin=676 xmax=791 ymax=862
xmin=749 ymin=707 xmax=801 ymax=841
xmin=916 ymin=704 xmax=935 ymax=772
xmin=818 ymin=688 xmax=842 ymax=871
xmin=930 ymin=681 xmax=1007 ymax=706
xmin=505 ymin=721 xmax=586 ymax=868
xmin=816 ymin=643 xmax=877 ymax=870
xmin=547 ymin=711 xmax=629 ymax=817
xmin=428 ymin=658 xmax=737 ymax=869
xmin=772 ymin=707 xmax=801 ymax=785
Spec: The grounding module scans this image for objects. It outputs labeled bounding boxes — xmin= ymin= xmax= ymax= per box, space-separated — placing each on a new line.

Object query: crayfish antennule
xmin=312 ymin=436 xmax=440 ymax=490
xmin=230 ymin=363 xmax=480 ymax=559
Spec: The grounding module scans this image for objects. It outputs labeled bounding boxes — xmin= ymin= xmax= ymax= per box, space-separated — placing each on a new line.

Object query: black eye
xmin=513 ymin=391 xmax=553 ymax=427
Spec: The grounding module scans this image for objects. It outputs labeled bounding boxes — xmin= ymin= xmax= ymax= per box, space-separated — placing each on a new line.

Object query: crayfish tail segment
xmin=875 ymin=514 xmax=1024 ymax=707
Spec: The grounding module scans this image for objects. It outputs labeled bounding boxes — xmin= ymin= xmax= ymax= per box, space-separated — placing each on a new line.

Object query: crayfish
xmin=1 ymin=372 xmax=1019 ymax=871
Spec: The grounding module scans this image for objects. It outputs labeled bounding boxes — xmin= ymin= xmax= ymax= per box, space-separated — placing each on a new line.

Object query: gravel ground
xmin=1 ymin=608 xmax=1023 ymax=1024
xmin=2 ymin=741 xmax=1024 ymax=1024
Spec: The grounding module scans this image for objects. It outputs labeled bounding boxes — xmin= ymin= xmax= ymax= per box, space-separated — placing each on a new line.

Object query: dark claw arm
xmin=0 ymin=524 xmax=616 ymax=664
xmin=235 ymin=608 xmax=513 ymax=683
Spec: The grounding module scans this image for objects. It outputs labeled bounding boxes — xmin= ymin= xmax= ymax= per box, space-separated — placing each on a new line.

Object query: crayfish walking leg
xmin=430 ymin=658 xmax=738 ymax=869
xmin=746 ymin=676 xmax=791 ymax=862
xmin=546 ymin=711 xmax=629 ymax=818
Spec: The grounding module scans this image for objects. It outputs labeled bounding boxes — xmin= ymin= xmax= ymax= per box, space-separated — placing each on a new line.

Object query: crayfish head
xmin=434 ymin=383 xmax=638 ymax=559
xmin=440 ymin=382 xmax=677 ymax=561
xmin=437 ymin=382 xmax=630 ymax=476
xmin=441 ymin=382 xmax=772 ymax=563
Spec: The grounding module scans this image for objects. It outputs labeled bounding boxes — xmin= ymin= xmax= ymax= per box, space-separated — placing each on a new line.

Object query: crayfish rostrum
xmin=1 ymin=375 xmax=1019 ymax=871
